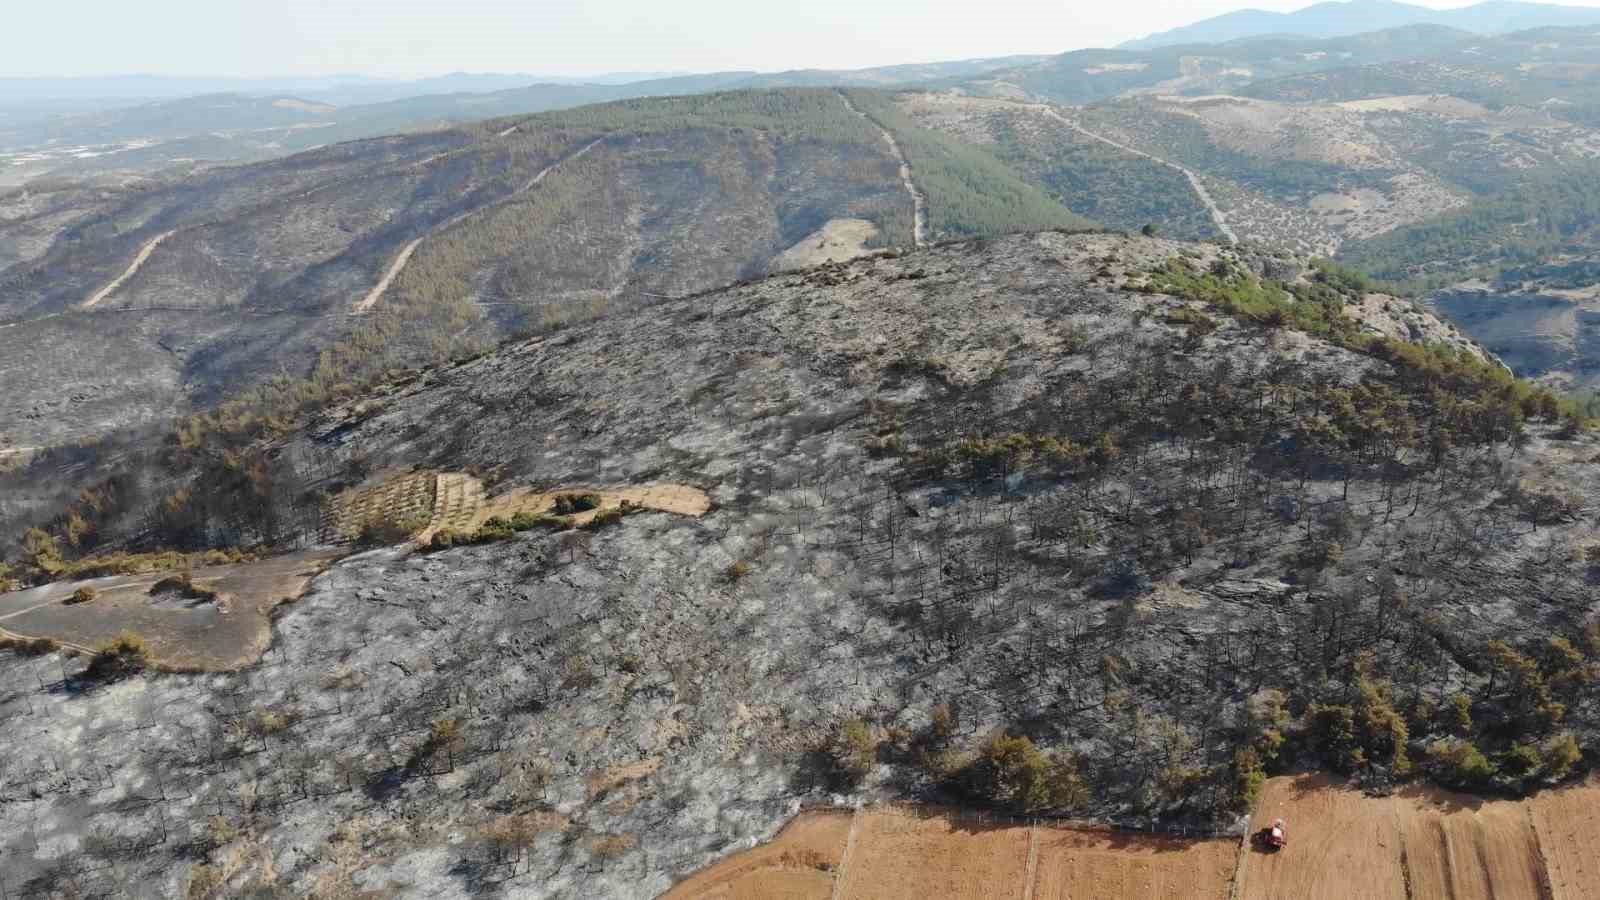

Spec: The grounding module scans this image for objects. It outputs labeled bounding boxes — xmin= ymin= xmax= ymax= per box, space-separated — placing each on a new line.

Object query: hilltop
xmin=1 ymin=232 xmax=1595 ymax=897
xmin=1121 ymin=0 xmax=1600 ymax=50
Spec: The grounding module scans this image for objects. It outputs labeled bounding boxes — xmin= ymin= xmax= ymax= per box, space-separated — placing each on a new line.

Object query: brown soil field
xmin=662 ymin=810 xmax=853 ymax=899
xmin=0 ymin=550 xmax=341 ymax=670
xmin=1030 ymin=827 xmax=1236 ymax=900
xmin=1241 ymin=775 xmax=1406 ymax=900
xmin=831 ymin=808 xmax=1032 ymax=900
xmin=669 ymin=808 xmax=1234 ymax=900
xmin=1529 ymin=777 xmax=1600 ymax=899
xmin=671 ymin=776 xmax=1600 ymax=899
xmin=1393 ymin=787 xmax=1545 ymax=900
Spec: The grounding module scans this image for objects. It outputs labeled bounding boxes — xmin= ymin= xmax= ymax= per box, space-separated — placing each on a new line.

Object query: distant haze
xmin=11 ymin=0 xmax=1600 ymax=82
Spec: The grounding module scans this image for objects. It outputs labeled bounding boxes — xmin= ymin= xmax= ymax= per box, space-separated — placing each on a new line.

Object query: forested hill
xmin=1339 ymin=162 xmax=1600 ymax=294
xmin=0 ymin=88 xmax=1088 ymax=455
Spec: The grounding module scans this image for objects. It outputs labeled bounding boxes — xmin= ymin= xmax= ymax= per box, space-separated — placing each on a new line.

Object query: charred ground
xmin=0 ymin=232 xmax=1596 ymax=897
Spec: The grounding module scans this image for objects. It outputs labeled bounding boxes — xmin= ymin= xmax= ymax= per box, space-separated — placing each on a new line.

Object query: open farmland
xmin=661 ymin=811 xmax=853 ymax=900
xmin=1393 ymin=787 xmax=1545 ymax=900
xmin=1029 ymin=826 xmax=1236 ymax=900
xmin=1530 ymin=780 xmax=1600 ymax=899
xmin=0 ymin=550 xmax=340 ymax=670
xmin=671 ymin=777 xmax=1600 ymax=899
xmin=831 ymin=809 xmax=1033 ymax=899
xmin=1240 ymin=775 xmax=1407 ymax=900
xmin=667 ymin=808 xmax=1236 ymax=899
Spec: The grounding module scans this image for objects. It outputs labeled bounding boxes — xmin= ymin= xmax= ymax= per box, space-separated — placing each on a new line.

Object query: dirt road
xmin=353 ymin=138 xmax=603 ymax=314
xmin=838 ymin=91 xmax=928 ymax=247
xmin=81 ymin=230 xmax=175 ymax=309
xmin=1036 ymin=106 xmax=1238 ymax=245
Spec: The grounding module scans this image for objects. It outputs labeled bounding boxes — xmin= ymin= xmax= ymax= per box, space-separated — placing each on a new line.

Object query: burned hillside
xmin=0 ymin=232 xmax=1596 ymax=898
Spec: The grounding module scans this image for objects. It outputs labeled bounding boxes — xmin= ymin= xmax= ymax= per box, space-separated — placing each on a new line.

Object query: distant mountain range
xmin=1122 ymin=0 xmax=1600 ymax=49
xmin=0 ymin=72 xmax=696 ymax=108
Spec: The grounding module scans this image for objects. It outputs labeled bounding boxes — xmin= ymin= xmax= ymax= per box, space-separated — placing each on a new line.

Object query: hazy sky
xmin=11 ymin=0 xmax=1600 ymax=79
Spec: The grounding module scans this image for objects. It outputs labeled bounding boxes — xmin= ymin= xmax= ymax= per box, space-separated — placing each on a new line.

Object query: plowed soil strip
xmin=1031 ymin=828 xmax=1235 ymax=900
xmin=82 ymin=230 xmax=175 ymax=309
xmin=1392 ymin=786 xmax=1545 ymax=900
xmin=1528 ymin=778 xmax=1600 ymax=900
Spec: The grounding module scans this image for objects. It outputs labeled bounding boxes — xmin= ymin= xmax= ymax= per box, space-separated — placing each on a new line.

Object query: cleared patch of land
xmin=1030 ymin=827 xmax=1235 ymax=900
xmin=0 ymin=550 xmax=340 ymax=671
xmin=662 ymin=810 xmax=853 ymax=899
xmin=771 ymin=218 xmax=880 ymax=272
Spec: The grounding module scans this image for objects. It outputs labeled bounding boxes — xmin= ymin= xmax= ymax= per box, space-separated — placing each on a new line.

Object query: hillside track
xmin=353 ymin=137 xmax=604 ymax=314
xmin=80 ymin=230 xmax=175 ymax=309
xmin=1036 ymin=105 xmax=1238 ymax=244
xmin=837 ymin=90 xmax=928 ymax=247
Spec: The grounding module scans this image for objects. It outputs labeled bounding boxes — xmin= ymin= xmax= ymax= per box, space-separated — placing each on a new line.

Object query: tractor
xmin=1252 ymin=818 xmax=1287 ymax=852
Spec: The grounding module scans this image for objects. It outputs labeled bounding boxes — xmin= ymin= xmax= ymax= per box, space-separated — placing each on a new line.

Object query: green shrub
xmin=581 ymin=506 xmax=628 ymax=531
xmin=83 ymin=631 xmax=148 ymax=682
xmin=149 ymin=574 xmax=218 ymax=603
xmin=1306 ymin=704 xmax=1364 ymax=772
xmin=831 ymin=719 xmax=878 ymax=786
xmin=1228 ymin=747 xmax=1267 ymax=813
xmin=357 ymin=514 xmax=428 ymax=547
xmin=1499 ymin=744 xmax=1542 ymax=780
xmin=65 ymin=587 xmax=97 ymax=606
xmin=16 ymin=637 xmax=60 ymax=656
xmin=508 ymin=511 xmax=573 ymax=532
xmin=552 ymin=493 xmax=603 ymax=515
xmin=1443 ymin=692 xmax=1474 ymax=736
xmin=1428 ymin=739 xmax=1495 ymax=787
xmin=1543 ymin=733 xmax=1582 ymax=780
xmin=969 ymin=732 xmax=1088 ymax=812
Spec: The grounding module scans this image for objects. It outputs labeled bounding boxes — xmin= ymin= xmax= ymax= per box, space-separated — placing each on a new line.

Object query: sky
xmin=8 ymin=0 xmax=1600 ymax=80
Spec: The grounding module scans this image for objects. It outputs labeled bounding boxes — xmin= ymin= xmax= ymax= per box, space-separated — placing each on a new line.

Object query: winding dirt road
xmin=1036 ymin=106 xmax=1238 ymax=245
xmin=354 ymin=138 xmax=603 ymax=315
xmin=81 ymin=230 xmax=175 ymax=309
xmin=838 ymin=91 xmax=928 ymax=247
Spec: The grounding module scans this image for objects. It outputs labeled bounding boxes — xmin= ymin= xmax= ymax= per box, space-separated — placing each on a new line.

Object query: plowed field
xmin=662 ymin=811 xmax=852 ymax=899
xmin=831 ymin=809 xmax=1031 ymax=900
xmin=1529 ymin=778 xmax=1600 ymax=899
xmin=670 ymin=777 xmax=1600 ymax=899
xmin=1030 ymin=827 xmax=1235 ymax=900
xmin=1393 ymin=787 xmax=1544 ymax=900
xmin=1240 ymin=775 xmax=1405 ymax=900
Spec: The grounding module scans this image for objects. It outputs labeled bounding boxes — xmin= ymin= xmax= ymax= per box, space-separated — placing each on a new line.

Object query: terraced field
xmin=322 ymin=470 xmax=711 ymax=545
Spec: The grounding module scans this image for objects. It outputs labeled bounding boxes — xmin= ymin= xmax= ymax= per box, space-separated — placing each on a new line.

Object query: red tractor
xmin=1253 ymin=818 xmax=1287 ymax=852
